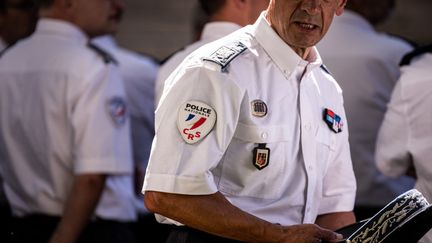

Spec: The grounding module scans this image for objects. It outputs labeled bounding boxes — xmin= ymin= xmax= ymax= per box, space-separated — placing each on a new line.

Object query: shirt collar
xmin=201 ymin=22 xmax=242 ymax=42
xmin=251 ymin=12 xmax=322 ymax=77
xmin=36 ymin=18 xmax=89 ymax=44
xmin=91 ymin=35 xmax=117 ymax=52
xmin=336 ymin=10 xmax=374 ymax=32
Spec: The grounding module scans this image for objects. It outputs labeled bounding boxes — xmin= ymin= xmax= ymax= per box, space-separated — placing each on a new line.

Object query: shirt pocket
xmin=315 ymin=124 xmax=336 ymax=172
xmin=218 ymin=123 xmax=292 ymax=200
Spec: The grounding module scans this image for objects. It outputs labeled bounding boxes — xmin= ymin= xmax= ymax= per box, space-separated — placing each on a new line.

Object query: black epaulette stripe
xmin=320 ymin=64 xmax=332 ymax=75
xmin=0 ymin=45 xmax=12 ymax=59
xmin=399 ymin=44 xmax=432 ymax=66
xmin=203 ymin=41 xmax=247 ymax=70
xmin=87 ymin=42 xmax=118 ymax=65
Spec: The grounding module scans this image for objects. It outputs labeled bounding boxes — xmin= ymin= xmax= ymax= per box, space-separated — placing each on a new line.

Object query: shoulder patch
xmin=320 ymin=64 xmax=332 ymax=75
xmin=202 ymin=41 xmax=247 ymax=70
xmin=400 ymin=44 xmax=432 ymax=66
xmin=87 ymin=42 xmax=118 ymax=65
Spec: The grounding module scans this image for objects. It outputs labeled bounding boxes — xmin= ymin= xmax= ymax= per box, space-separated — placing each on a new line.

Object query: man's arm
xmin=315 ymin=212 xmax=356 ymax=231
xmin=145 ymin=191 xmax=344 ymax=243
xmin=49 ymin=174 xmax=106 ymax=243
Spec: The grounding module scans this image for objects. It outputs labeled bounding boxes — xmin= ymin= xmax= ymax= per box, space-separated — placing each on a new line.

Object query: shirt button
xmin=308 ymin=165 xmax=313 ymax=171
xmin=261 ymin=132 xmax=268 ymax=139
xmin=304 ymin=124 xmax=311 ymax=131
xmin=307 ymin=207 xmax=311 ymax=213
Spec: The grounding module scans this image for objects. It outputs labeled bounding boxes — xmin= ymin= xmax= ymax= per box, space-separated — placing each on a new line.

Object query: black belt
xmin=167 ymin=226 xmax=245 ymax=243
xmin=9 ymin=214 xmax=137 ymax=243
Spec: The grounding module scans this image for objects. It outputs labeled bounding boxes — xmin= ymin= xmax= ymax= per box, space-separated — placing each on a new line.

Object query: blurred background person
xmin=376 ymin=45 xmax=432 ymax=243
xmin=155 ymin=0 xmax=270 ymax=105
xmin=0 ymin=0 xmax=138 ymax=242
xmin=92 ymin=34 xmax=169 ymax=243
xmin=318 ymin=0 xmax=415 ymax=220
xmin=0 ymin=0 xmax=38 ymax=240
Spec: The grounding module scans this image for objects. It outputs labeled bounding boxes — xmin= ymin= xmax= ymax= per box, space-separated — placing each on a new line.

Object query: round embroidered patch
xmin=177 ymin=101 xmax=217 ymax=144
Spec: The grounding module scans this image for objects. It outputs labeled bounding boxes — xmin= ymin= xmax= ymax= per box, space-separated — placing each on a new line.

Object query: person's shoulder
xmin=399 ymin=44 xmax=432 ymax=66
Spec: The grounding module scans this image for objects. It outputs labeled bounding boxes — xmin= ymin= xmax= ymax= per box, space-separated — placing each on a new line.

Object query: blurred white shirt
xmin=376 ymin=52 xmax=432 ymax=243
xmin=318 ymin=10 xmax=415 ymax=207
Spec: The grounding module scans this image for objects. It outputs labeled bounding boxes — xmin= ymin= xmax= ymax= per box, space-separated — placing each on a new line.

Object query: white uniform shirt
xmin=143 ymin=13 xmax=356 ymax=226
xmin=318 ymin=10 xmax=414 ymax=206
xmin=155 ymin=22 xmax=241 ymax=105
xmin=376 ymin=53 xmax=432 ymax=243
xmin=0 ymin=37 xmax=7 ymax=207
xmin=92 ymin=36 xmax=158 ymax=175
xmin=92 ymin=36 xmax=159 ymax=212
xmin=0 ymin=19 xmax=136 ymax=221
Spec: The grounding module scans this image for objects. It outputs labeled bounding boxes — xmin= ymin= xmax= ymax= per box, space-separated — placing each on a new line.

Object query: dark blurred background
xmin=116 ymin=0 xmax=432 ymax=61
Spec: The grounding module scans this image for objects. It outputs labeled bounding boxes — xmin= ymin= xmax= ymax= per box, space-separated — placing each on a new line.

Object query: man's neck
xmin=289 ymin=45 xmax=312 ymax=60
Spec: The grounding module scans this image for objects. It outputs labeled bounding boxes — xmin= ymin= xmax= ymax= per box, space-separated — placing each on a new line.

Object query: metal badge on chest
xmin=251 ymin=99 xmax=270 ymax=170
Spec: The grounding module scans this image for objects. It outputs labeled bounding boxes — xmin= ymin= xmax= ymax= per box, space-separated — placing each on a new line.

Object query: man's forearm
xmin=144 ymin=191 xmax=343 ymax=243
xmin=315 ymin=211 xmax=356 ymax=231
xmin=49 ymin=174 xmax=106 ymax=243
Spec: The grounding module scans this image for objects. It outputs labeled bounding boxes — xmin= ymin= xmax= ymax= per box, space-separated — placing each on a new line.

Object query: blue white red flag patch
xmin=107 ymin=97 xmax=127 ymax=127
xmin=177 ymin=101 xmax=217 ymax=144
xmin=323 ymin=108 xmax=343 ymax=133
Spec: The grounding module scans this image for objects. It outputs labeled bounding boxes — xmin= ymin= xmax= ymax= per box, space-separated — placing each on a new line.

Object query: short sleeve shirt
xmin=143 ymin=13 xmax=356 ymax=225
xmin=0 ymin=19 xmax=135 ymax=220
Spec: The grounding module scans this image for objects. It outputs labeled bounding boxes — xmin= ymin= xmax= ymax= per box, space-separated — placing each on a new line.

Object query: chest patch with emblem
xmin=323 ymin=108 xmax=343 ymax=133
xmin=251 ymin=99 xmax=268 ymax=117
xmin=107 ymin=97 xmax=127 ymax=127
xmin=177 ymin=101 xmax=217 ymax=144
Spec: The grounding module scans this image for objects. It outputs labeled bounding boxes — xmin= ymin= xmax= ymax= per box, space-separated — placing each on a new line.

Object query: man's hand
xmin=277 ymin=224 xmax=344 ymax=243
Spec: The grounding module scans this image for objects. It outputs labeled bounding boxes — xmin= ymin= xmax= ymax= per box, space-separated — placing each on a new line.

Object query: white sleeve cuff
xmin=142 ymin=172 xmax=218 ymax=195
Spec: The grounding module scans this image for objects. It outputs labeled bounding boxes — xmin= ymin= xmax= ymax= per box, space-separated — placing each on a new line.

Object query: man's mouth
xmin=295 ymin=22 xmax=319 ymax=30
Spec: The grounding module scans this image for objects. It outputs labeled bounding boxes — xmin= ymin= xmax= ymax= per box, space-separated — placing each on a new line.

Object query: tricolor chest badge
xmin=177 ymin=101 xmax=217 ymax=144
xmin=251 ymin=99 xmax=267 ymax=117
xmin=323 ymin=108 xmax=343 ymax=133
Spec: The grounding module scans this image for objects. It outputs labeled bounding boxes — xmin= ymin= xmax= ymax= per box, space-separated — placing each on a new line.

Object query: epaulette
xmin=320 ymin=64 xmax=332 ymax=75
xmin=87 ymin=42 xmax=118 ymax=65
xmin=202 ymin=41 xmax=247 ymax=70
xmin=399 ymin=44 xmax=432 ymax=66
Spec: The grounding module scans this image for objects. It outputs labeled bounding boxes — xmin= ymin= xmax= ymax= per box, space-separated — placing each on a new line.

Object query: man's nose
xmin=300 ymin=0 xmax=321 ymax=15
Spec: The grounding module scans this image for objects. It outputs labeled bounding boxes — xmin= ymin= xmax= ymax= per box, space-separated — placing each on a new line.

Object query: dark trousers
xmin=166 ymin=226 xmax=245 ymax=243
xmin=134 ymin=212 xmax=172 ymax=243
xmin=0 ymin=203 xmax=11 ymax=242
xmin=8 ymin=214 xmax=137 ymax=243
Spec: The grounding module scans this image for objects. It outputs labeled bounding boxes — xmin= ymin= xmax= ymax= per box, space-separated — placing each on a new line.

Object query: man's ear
xmin=335 ymin=0 xmax=347 ymax=16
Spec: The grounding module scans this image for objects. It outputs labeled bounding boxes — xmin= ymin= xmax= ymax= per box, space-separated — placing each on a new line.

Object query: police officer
xmin=376 ymin=45 xmax=432 ymax=243
xmin=155 ymin=0 xmax=270 ymax=105
xmin=143 ymin=0 xmax=356 ymax=242
xmin=0 ymin=0 xmax=38 ymax=240
xmin=0 ymin=0 xmax=137 ymax=242
xmin=317 ymin=0 xmax=415 ymax=220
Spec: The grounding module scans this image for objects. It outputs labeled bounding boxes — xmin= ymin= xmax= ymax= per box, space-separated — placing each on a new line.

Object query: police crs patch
xmin=107 ymin=97 xmax=127 ymax=127
xmin=177 ymin=101 xmax=217 ymax=144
